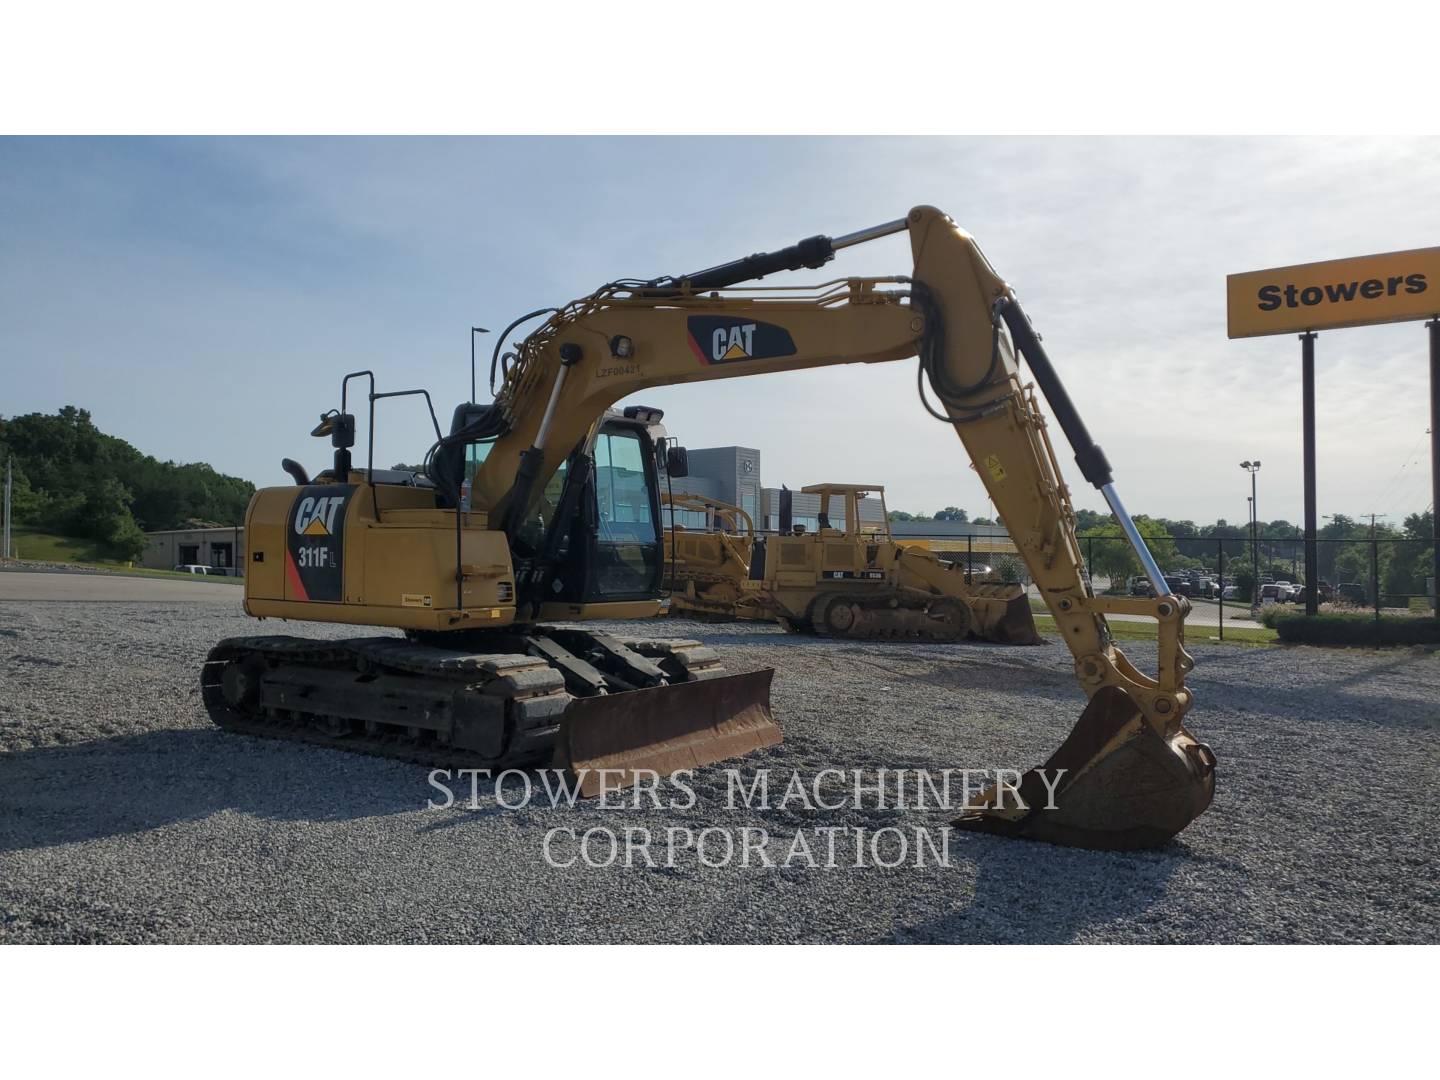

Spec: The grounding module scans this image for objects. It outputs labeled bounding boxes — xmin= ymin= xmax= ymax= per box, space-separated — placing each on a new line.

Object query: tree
xmin=0 ymin=407 xmax=254 ymax=541
xmin=1081 ymin=515 xmax=1177 ymax=586
xmin=933 ymin=506 xmax=968 ymax=523
xmin=887 ymin=510 xmax=931 ymax=522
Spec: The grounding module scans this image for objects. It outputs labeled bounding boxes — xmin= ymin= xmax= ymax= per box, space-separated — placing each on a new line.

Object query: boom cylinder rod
xmin=675 ymin=217 xmax=905 ymax=294
xmin=996 ymin=295 xmax=1169 ymax=598
xmin=533 ymin=363 xmax=571 ymax=451
xmin=1102 ymin=483 xmax=1169 ymax=598
xmin=831 ymin=218 xmax=909 ymax=250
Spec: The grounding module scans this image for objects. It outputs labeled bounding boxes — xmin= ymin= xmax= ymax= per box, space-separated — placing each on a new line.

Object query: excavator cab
xmin=516 ymin=412 xmax=668 ymax=608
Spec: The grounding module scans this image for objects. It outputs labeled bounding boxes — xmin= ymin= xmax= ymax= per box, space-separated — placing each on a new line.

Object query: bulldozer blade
xmin=953 ymin=686 xmax=1215 ymax=851
xmin=552 ymin=669 xmax=780 ymax=797
xmin=975 ymin=592 xmax=1044 ymax=645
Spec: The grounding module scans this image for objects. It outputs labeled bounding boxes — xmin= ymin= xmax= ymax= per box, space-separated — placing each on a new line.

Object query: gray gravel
xmin=2 ymin=594 xmax=1437 ymax=943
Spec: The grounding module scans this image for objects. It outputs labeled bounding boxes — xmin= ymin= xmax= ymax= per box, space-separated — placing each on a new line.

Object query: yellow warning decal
xmin=402 ymin=594 xmax=433 ymax=608
xmin=985 ymin=454 xmax=1006 ymax=482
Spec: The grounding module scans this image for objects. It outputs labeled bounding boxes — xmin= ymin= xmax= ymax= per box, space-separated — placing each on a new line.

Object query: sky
xmin=2 ymin=136 xmax=1437 ymax=528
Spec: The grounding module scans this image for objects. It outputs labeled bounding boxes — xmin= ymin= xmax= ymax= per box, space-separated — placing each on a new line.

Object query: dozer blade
xmin=552 ymin=669 xmax=780 ymax=797
xmin=973 ymin=592 xmax=1044 ymax=645
xmin=953 ymin=686 xmax=1215 ymax=851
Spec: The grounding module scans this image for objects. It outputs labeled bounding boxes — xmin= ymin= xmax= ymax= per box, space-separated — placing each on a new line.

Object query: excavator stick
xmin=552 ymin=669 xmax=779 ymax=797
xmin=952 ymin=686 xmax=1216 ymax=850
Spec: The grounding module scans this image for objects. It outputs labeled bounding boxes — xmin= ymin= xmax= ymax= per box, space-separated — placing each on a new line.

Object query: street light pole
xmin=2 ymin=456 xmax=11 ymax=560
xmin=1241 ymin=460 xmax=1261 ymax=598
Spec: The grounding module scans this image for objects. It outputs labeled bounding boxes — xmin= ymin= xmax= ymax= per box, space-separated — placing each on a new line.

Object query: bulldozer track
xmin=803 ymin=592 xmax=971 ymax=643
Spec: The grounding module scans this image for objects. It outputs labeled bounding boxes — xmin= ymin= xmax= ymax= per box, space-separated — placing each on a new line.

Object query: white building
xmin=142 ymin=525 xmax=245 ymax=575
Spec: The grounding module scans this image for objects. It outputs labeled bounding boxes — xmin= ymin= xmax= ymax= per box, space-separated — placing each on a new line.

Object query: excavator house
xmin=203 ymin=205 xmax=1215 ymax=849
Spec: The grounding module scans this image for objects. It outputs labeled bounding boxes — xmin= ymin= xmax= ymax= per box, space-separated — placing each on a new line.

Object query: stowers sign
xmin=1227 ymin=247 xmax=1440 ymax=338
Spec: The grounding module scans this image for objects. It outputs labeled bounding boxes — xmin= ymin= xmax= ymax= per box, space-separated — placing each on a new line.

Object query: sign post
xmin=1300 ymin=332 xmax=1318 ymax=615
xmin=1229 ymin=246 xmax=1440 ymax=619
xmin=1431 ymin=319 xmax=1440 ymax=614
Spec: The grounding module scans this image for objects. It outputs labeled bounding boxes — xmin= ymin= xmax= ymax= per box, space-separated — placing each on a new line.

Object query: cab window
xmin=592 ymin=428 xmax=660 ymax=596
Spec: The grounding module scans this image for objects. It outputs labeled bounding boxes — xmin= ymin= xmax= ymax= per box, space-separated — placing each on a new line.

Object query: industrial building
xmin=142 ymin=525 xmax=246 ymax=575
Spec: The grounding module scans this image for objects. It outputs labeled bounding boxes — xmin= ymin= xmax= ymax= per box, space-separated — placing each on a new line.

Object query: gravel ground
xmin=1 ymin=595 xmax=1436 ymax=944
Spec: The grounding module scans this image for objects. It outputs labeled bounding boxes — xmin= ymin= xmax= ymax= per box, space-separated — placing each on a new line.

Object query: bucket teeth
xmin=952 ymin=686 xmax=1216 ymax=851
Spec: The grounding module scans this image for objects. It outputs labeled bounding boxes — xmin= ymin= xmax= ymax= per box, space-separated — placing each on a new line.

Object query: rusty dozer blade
xmin=551 ymin=669 xmax=780 ymax=797
xmin=972 ymin=591 xmax=1044 ymax=645
xmin=953 ymin=686 xmax=1216 ymax=851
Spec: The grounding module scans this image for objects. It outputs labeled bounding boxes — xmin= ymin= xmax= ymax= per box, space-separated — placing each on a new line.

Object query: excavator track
xmin=200 ymin=630 xmax=745 ymax=772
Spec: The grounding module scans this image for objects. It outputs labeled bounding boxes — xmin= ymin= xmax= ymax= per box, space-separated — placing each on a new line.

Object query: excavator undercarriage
xmin=203 ymin=628 xmax=777 ymax=796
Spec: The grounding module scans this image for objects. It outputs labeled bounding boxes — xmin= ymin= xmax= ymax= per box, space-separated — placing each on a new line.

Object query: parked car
xmin=1129 ymin=577 xmax=1154 ymax=597
xmin=173 ymin=564 xmax=212 ymax=575
xmin=207 ymin=566 xmax=232 ymax=577
xmin=1221 ymin=584 xmax=1240 ymax=600
xmin=1163 ymin=574 xmax=1196 ymax=598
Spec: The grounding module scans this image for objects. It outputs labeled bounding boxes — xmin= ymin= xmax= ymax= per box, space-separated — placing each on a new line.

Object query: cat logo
xmin=686 ymin=315 xmax=797 ymax=365
xmin=285 ymin=484 xmax=354 ymax=603
xmin=293 ymin=494 xmax=347 ymax=537
xmin=712 ymin=323 xmax=756 ymax=361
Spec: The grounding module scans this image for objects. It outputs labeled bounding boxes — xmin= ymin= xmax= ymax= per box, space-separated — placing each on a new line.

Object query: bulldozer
xmin=203 ymin=205 xmax=1215 ymax=849
xmin=660 ymin=491 xmax=769 ymax=622
xmin=663 ymin=483 xmax=1040 ymax=643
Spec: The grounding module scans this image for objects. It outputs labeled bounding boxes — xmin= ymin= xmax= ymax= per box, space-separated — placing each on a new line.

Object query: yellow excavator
xmin=204 ymin=205 xmax=1214 ymax=850
xmin=663 ymin=483 xmax=1040 ymax=643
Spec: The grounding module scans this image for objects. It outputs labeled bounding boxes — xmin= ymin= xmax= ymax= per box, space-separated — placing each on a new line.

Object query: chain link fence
xmin=896 ymin=530 xmax=1437 ymax=636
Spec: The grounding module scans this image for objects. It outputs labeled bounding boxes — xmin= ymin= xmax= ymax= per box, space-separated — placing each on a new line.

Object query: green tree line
xmin=1 ymin=407 xmax=255 ymax=560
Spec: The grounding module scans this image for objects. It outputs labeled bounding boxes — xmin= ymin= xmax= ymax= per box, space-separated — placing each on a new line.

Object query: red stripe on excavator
xmin=686 ymin=332 xmax=709 ymax=365
xmin=285 ymin=549 xmax=310 ymax=601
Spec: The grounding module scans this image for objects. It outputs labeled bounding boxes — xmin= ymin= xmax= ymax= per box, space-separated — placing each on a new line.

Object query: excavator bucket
xmin=953 ymin=686 xmax=1216 ymax=851
xmin=552 ymin=669 xmax=780 ymax=797
xmin=972 ymin=591 xmax=1044 ymax=645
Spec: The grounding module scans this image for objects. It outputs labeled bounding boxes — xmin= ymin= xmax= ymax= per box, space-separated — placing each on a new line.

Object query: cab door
xmin=584 ymin=423 xmax=663 ymax=602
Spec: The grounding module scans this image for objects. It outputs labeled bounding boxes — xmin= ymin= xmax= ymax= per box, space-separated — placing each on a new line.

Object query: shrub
xmin=1265 ymin=610 xmax=1440 ymax=647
